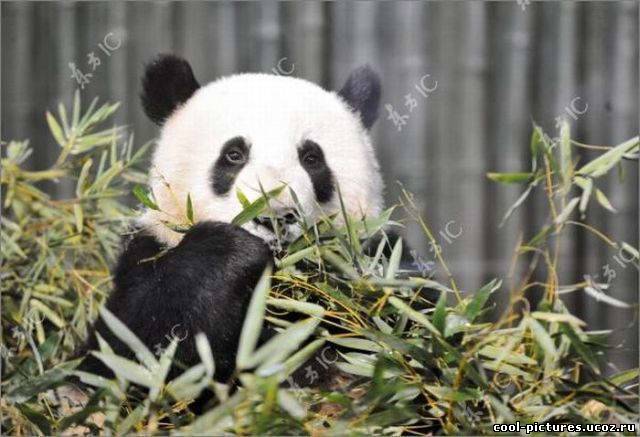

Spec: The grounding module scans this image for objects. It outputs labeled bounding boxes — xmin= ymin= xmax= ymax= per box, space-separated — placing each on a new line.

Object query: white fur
xmin=139 ymin=73 xmax=384 ymax=247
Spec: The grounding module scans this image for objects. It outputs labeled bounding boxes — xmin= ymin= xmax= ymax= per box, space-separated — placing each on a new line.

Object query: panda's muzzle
xmin=252 ymin=212 xmax=298 ymax=233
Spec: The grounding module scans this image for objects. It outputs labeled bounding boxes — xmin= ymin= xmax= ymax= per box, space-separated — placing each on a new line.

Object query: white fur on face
xmin=139 ymin=73 xmax=384 ymax=247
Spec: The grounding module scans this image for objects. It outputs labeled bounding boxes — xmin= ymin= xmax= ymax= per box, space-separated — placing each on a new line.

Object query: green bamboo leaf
xmin=186 ymin=193 xmax=194 ymax=224
xmin=236 ymin=188 xmax=250 ymax=208
xmin=320 ymin=248 xmax=360 ymax=280
xmin=531 ymin=311 xmax=585 ymax=327
xmin=583 ymin=285 xmax=630 ymax=308
xmin=577 ymin=136 xmax=639 ymax=178
xmin=188 ymin=390 xmax=246 ymax=435
xmin=6 ymin=360 xmax=79 ymax=402
xmin=132 ymin=185 xmax=159 ymax=211
xmin=236 ymin=266 xmax=272 ymax=369
xmin=328 ymin=337 xmax=382 ymax=352
xmin=486 ymin=172 xmax=533 ymax=184
xmin=46 ymin=111 xmax=66 ymax=147
xmin=558 ymin=119 xmax=572 ymax=192
xmin=559 ymin=323 xmax=600 ymax=374
xmin=29 ymin=299 xmax=65 ymax=328
xmin=554 ymin=197 xmax=580 ymax=225
xmin=166 ymin=363 xmax=208 ymax=400
xmin=72 ymin=370 xmax=125 ymax=399
xmin=388 ymin=296 xmax=440 ymax=337
xmin=386 ymin=237 xmax=403 ymax=279
xmin=609 ymin=368 xmax=639 ymax=386
xmin=482 ymin=360 xmax=532 ymax=380
xmin=254 ymin=317 xmax=321 ymax=371
xmin=465 ymin=279 xmax=500 ymax=322
xmin=444 ymin=314 xmax=471 ymax=338
xmin=335 ymin=361 xmax=374 ymax=377
xmin=73 ymin=203 xmax=83 ymax=234
xmin=76 ymin=158 xmax=93 ymax=197
xmin=71 ymin=90 xmax=81 ymax=128
xmin=157 ymin=337 xmax=179 ymax=383
xmin=282 ymin=338 xmax=326 ymax=377
xmin=267 ymin=298 xmax=325 ymax=317
xmin=91 ymin=351 xmax=155 ymax=388
xmin=499 ymin=182 xmax=536 ymax=227
xmin=432 ymin=291 xmax=447 ymax=334
xmin=479 ymin=344 xmax=536 ymax=366
xmin=231 ymin=185 xmax=285 ymax=225
xmin=98 ymin=306 xmax=159 ymax=372
xmin=116 ymin=401 xmax=149 ymax=436
xmin=278 ymin=389 xmax=307 ymax=420
xmin=574 ymin=176 xmax=593 ymax=214
xmin=595 ymin=188 xmax=617 ymax=213
xmin=16 ymin=403 xmax=51 ymax=436
xmin=195 ymin=333 xmax=215 ymax=377
xmin=527 ymin=317 xmax=557 ymax=362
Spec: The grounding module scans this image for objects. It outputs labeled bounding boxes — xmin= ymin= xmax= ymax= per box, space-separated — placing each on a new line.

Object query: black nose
xmin=283 ymin=212 xmax=297 ymax=224
xmin=253 ymin=211 xmax=298 ymax=231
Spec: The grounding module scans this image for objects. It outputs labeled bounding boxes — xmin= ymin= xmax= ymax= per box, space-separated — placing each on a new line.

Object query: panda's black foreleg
xmin=77 ymin=221 xmax=272 ymax=384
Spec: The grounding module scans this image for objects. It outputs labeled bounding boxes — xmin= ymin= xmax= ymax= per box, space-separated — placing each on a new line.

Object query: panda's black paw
xmin=177 ymin=220 xmax=273 ymax=272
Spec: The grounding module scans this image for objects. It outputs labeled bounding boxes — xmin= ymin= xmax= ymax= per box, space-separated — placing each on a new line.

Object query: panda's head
xmin=138 ymin=54 xmax=384 ymax=248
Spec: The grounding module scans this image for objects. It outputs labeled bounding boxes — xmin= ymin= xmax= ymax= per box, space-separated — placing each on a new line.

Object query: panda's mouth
xmin=251 ymin=214 xmax=300 ymax=251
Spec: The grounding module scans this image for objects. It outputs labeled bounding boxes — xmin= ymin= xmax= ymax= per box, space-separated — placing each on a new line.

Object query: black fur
xmin=338 ymin=65 xmax=381 ymax=129
xmin=141 ymin=54 xmax=201 ymax=125
xmin=211 ymin=136 xmax=250 ymax=196
xmin=77 ymin=221 xmax=272 ymax=383
xmin=297 ymin=140 xmax=335 ymax=203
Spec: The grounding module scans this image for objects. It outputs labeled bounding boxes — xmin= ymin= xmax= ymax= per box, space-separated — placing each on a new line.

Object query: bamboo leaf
xmin=531 ymin=311 xmax=585 ymax=327
xmin=486 ymin=172 xmax=533 ymax=184
xmin=186 ymin=193 xmax=194 ymax=224
xmin=236 ymin=266 xmax=272 ymax=369
xmin=231 ymin=185 xmax=285 ymax=225
xmin=583 ymin=286 xmax=630 ymax=308
xmin=195 ymin=333 xmax=215 ymax=378
xmin=465 ymin=279 xmax=500 ymax=322
xmin=98 ymin=306 xmax=159 ymax=372
xmin=91 ymin=352 xmax=156 ymax=388
xmin=554 ymin=197 xmax=580 ymax=225
xmin=46 ymin=111 xmax=66 ymax=147
xmin=595 ymin=188 xmax=617 ymax=213
xmin=132 ymin=185 xmax=160 ymax=210
xmin=558 ymin=119 xmax=572 ymax=192
xmin=577 ymin=136 xmax=639 ymax=178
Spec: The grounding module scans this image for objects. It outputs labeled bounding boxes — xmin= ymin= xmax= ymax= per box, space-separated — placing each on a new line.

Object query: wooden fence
xmin=2 ymin=1 xmax=638 ymax=371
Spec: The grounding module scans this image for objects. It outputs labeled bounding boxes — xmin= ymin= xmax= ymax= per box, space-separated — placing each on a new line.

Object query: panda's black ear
xmin=337 ymin=65 xmax=381 ymax=129
xmin=141 ymin=54 xmax=200 ymax=125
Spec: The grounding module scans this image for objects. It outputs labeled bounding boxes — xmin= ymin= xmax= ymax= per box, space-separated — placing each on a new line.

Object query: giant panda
xmin=77 ymin=54 xmax=388 ymax=389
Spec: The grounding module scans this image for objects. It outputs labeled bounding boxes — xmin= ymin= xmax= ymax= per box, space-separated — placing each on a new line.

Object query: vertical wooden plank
xmin=429 ymin=2 xmax=468 ymax=287
xmin=126 ymin=1 xmax=174 ymax=144
xmin=256 ymin=0 xmax=281 ymax=72
xmin=484 ymin=2 xmax=533 ymax=312
xmin=331 ymin=2 xmax=379 ymax=87
xmin=450 ymin=2 xmax=487 ymax=291
xmin=280 ymin=2 xmax=324 ymax=83
xmin=176 ymin=2 xmax=218 ymax=81
xmin=381 ymin=1 xmax=430 ymax=256
xmin=30 ymin=3 xmax=60 ymax=173
xmin=555 ymin=2 xmax=579 ymax=306
xmin=49 ymin=1 xmax=80 ymax=198
xmin=605 ymin=0 xmax=639 ymax=372
xmin=1 ymin=2 xmax=34 ymax=166
xmin=104 ymin=2 xmax=128 ymax=128
xmin=578 ymin=2 xmax=613 ymax=335
xmin=214 ymin=2 xmax=239 ymax=77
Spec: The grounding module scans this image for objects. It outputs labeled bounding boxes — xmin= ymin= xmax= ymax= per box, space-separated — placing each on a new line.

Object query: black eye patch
xmin=297 ymin=140 xmax=335 ymax=203
xmin=211 ymin=136 xmax=250 ymax=195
